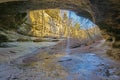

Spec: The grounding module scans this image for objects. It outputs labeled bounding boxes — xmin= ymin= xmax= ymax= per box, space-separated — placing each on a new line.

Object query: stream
xmin=0 ymin=52 xmax=120 ymax=80
xmin=0 ymin=41 xmax=120 ymax=80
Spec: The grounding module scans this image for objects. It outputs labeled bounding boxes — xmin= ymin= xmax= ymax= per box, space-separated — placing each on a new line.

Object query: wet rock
xmin=58 ymin=59 xmax=72 ymax=62
xmin=12 ymin=77 xmax=18 ymax=80
xmin=9 ymin=51 xmax=17 ymax=53
xmin=105 ymin=69 xmax=110 ymax=77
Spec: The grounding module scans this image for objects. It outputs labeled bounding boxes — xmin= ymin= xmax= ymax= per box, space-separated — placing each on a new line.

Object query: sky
xmin=61 ymin=10 xmax=96 ymax=30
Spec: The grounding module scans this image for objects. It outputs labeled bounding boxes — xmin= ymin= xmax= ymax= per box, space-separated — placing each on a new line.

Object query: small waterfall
xmin=66 ymin=34 xmax=70 ymax=55
xmin=65 ymin=11 xmax=71 ymax=55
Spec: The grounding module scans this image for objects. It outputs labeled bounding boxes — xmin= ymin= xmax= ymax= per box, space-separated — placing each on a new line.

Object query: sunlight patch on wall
xmin=29 ymin=9 xmax=101 ymax=40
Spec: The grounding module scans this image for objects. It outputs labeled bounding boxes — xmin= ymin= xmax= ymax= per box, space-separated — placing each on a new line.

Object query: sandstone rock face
xmin=90 ymin=0 xmax=120 ymax=39
xmin=0 ymin=0 xmax=119 ymax=47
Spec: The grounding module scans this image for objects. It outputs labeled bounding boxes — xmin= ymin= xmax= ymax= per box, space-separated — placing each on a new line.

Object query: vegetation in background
xmin=29 ymin=9 xmax=101 ymax=41
xmin=0 ymin=9 xmax=101 ymax=44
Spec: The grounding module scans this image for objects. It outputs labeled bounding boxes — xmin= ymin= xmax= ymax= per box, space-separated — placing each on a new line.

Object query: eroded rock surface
xmin=0 ymin=0 xmax=120 ymax=59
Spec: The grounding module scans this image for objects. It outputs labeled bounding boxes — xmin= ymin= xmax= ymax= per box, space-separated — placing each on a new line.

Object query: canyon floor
xmin=0 ymin=40 xmax=120 ymax=80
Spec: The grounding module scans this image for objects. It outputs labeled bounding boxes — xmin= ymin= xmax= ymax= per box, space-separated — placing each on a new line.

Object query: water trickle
xmin=65 ymin=11 xmax=71 ymax=55
xmin=66 ymin=36 xmax=70 ymax=55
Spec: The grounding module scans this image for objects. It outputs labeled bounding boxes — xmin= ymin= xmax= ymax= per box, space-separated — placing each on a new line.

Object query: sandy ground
xmin=0 ymin=42 xmax=57 ymax=63
xmin=0 ymin=40 xmax=120 ymax=80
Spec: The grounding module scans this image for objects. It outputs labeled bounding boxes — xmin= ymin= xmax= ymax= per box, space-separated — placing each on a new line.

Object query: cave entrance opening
xmin=27 ymin=9 xmax=103 ymax=54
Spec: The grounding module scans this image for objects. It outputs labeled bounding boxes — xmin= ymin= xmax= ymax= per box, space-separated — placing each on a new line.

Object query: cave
xmin=0 ymin=0 xmax=120 ymax=80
